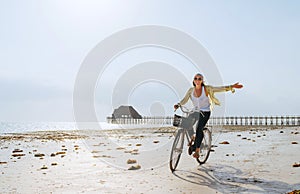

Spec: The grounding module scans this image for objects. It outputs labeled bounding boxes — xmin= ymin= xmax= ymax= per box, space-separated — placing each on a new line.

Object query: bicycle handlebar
xmin=175 ymin=105 xmax=193 ymax=114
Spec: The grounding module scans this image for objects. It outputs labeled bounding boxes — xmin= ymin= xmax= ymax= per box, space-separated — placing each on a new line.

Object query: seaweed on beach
xmin=0 ymin=131 xmax=87 ymax=141
xmin=287 ymin=190 xmax=300 ymax=194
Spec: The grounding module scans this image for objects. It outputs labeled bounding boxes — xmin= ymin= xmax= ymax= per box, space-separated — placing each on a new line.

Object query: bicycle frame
xmin=169 ymin=105 xmax=212 ymax=172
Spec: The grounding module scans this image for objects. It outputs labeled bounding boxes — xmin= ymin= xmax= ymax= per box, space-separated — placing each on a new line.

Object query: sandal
xmin=193 ymin=151 xmax=200 ymax=158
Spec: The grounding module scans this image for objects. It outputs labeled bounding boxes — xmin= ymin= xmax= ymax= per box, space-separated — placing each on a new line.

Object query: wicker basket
xmin=173 ymin=114 xmax=182 ymax=127
xmin=173 ymin=114 xmax=192 ymax=128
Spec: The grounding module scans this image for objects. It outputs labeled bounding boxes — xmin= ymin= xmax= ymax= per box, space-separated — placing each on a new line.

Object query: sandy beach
xmin=0 ymin=126 xmax=299 ymax=194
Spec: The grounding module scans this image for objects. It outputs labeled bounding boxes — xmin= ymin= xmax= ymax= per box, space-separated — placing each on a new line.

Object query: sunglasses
xmin=194 ymin=77 xmax=202 ymax=81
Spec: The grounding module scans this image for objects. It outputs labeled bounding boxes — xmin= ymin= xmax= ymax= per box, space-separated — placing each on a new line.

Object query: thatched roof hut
xmin=112 ymin=105 xmax=142 ymax=119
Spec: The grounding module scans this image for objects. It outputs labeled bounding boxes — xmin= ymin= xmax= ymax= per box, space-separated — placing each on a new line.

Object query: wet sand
xmin=0 ymin=126 xmax=299 ymax=194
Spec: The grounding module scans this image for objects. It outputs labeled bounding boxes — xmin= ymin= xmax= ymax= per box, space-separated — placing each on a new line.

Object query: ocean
xmin=0 ymin=122 xmax=170 ymax=134
xmin=0 ymin=122 xmax=78 ymax=134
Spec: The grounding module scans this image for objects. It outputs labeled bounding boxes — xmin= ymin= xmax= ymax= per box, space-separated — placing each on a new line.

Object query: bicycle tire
xmin=169 ymin=129 xmax=185 ymax=172
xmin=197 ymin=127 xmax=212 ymax=165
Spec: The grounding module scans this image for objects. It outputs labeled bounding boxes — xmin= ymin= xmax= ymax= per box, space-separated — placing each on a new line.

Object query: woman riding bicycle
xmin=174 ymin=73 xmax=243 ymax=158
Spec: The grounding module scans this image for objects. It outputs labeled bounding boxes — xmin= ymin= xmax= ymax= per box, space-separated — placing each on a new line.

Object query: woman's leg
xmin=193 ymin=111 xmax=211 ymax=157
xmin=186 ymin=113 xmax=199 ymax=149
xmin=186 ymin=112 xmax=199 ymax=138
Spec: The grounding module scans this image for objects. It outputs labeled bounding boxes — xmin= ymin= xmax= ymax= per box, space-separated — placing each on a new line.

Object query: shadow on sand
xmin=173 ymin=164 xmax=300 ymax=194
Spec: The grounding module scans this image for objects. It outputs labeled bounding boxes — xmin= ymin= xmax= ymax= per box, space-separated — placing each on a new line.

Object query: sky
xmin=0 ymin=0 xmax=299 ymax=122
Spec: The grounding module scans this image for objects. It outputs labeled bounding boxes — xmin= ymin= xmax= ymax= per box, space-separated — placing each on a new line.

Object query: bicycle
xmin=169 ymin=105 xmax=212 ymax=172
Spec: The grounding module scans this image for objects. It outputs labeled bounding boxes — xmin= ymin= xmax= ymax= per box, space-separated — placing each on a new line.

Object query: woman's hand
xmin=232 ymin=82 xmax=243 ymax=89
xmin=174 ymin=104 xmax=179 ymax=110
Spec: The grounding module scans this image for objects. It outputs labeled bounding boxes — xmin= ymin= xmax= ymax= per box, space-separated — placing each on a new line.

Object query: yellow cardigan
xmin=178 ymin=85 xmax=235 ymax=108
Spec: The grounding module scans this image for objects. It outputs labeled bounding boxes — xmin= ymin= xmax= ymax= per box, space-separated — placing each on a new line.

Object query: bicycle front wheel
xmin=169 ymin=129 xmax=185 ymax=172
xmin=197 ymin=127 xmax=212 ymax=165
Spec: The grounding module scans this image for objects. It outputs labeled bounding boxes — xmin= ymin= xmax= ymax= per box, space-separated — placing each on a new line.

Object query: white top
xmin=191 ymin=86 xmax=211 ymax=112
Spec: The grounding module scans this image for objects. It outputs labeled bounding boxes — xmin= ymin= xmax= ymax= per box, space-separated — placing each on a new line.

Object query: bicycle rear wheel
xmin=197 ymin=127 xmax=212 ymax=164
xmin=169 ymin=129 xmax=185 ymax=172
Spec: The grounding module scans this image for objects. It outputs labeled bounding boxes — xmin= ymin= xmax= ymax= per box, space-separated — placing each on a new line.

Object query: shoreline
xmin=1 ymin=124 xmax=298 ymax=135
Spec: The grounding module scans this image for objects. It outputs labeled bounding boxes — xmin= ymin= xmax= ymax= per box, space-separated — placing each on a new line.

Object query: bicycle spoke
xmin=174 ymin=148 xmax=182 ymax=153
